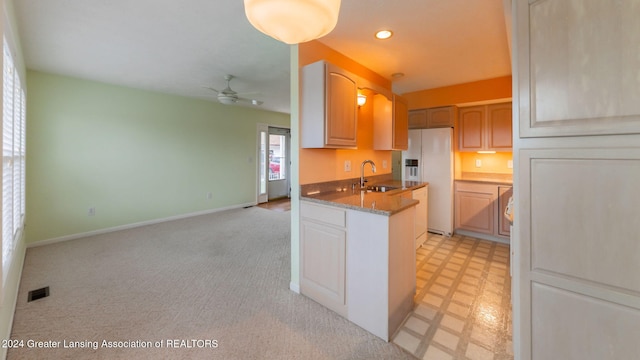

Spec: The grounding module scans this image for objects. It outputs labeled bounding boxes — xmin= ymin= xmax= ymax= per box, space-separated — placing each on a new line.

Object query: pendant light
xmin=244 ymin=0 xmax=341 ymax=45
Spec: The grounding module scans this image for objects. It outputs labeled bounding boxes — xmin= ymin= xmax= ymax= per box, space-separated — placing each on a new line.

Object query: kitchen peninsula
xmin=299 ymin=178 xmax=427 ymax=341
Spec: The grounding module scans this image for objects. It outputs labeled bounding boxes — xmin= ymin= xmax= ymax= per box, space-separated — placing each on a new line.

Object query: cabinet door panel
xmin=326 ymin=71 xmax=357 ymax=146
xmin=521 ymin=0 xmax=640 ymax=137
xmin=300 ymin=220 xmax=346 ymax=316
xmin=413 ymin=187 xmax=427 ymax=240
xmin=427 ymin=106 xmax=456 ymax=128
xmin=409 ymin=109 xmax=427 ymax=129
xmin=455 ymin=191 xmax=494 ymax=234
xmin=488 ymin=103 xmax=513 ymax=150
xmin=393 ymin=95 xmax=409 ymax=150
xmin=458 ymin=106 xmax=485 ymax=151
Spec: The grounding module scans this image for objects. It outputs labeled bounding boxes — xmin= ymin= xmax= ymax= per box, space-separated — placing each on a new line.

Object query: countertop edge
xmin=455 ymin=179 xmax=513 ymax=186
xmin=301 ymin=196 xmax=418 ymax=216
xmin=300 ymin=180 xmax=427 ymax=216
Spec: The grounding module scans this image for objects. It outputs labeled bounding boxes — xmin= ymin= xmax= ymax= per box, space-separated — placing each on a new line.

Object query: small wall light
xmin=357 ymin=94 xmax=367 ymax=107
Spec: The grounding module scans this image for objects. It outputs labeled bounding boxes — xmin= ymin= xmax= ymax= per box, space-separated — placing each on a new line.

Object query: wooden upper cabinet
xmin=458 ymin=106 xmax=486 ymax=151
xmin=427 ymin=106 xmax=457 ymax=128
xmin=409 ymin=106 xmax=457 ymax=129
xmin=327 ymin=70 xmax=358 ymax=146
xmin=393 ymin=94 xmax=409 ymax=150
xmin=373 ymin=93 xmax=408 ymax=150
xmin=408 ymin=109 xmax=427 ymax=129
xmin=458 ymin=102 xmax=513 ymax=152
xmin=301 ymin=61 xmax=357 ymax=148
xmin=487 ymin=103 xmax=513 ymax=150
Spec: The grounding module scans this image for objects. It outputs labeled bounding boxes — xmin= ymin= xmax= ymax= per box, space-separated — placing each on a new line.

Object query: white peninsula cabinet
xmin=300 ymin=200 xmax=416 ymax=341
xmin=412 ymin=185 xmax=428 ymax=249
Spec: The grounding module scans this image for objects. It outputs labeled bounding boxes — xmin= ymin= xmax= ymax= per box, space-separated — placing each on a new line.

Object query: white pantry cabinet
xmin=513 ymin=1 xmax=640 ymax=357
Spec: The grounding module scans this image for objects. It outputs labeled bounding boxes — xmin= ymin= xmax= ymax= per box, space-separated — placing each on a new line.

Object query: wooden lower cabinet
xmin=454 ymin=181 xmax=511 ymax=241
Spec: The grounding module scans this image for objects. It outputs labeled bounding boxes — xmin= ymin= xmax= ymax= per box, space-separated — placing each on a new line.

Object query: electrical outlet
xmin=507 ymin=160 xmax=513 ymax=169
xmin=475 ymin=159 xmax=482 ymax=168
xmin=344 ymin=160 xmax=351 ymax=172
xmin=207 ymin=192 xmax=213 ymax=200
xmin=382 ymin=160 xmax=388 ymax=169
xmin=88 ymin=207 xmax=96 ymax=216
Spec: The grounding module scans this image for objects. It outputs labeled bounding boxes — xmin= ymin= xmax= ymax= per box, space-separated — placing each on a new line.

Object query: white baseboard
xmin=28 ymin=202 xmax=257 ymax=248
xmin=0 ymin=232 xmax=27 ymax=359
xmin=289 ymin=282 xmax=300 ymax=294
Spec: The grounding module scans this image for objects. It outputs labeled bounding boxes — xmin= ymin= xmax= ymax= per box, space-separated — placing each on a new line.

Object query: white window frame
xmin=2 ymin=37 xmax=26 ymax=288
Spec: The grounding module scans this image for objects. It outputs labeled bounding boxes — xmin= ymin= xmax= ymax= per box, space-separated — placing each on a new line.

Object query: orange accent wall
xmin=402 ymin=76 xmax=512 ymax=110
xmin=299 ymin=42 xmax=393 ymax=185
xmin=299 ymin=41 xmax=391 ymax=89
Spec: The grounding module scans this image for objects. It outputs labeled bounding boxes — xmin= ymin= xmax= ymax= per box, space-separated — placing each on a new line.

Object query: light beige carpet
xmin=9 ymin=207 xmax=415 ymax=359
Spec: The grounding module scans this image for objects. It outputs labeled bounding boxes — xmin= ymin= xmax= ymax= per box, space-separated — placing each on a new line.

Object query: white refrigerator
xmin=402 ymin=128 xmax=454 ymax=236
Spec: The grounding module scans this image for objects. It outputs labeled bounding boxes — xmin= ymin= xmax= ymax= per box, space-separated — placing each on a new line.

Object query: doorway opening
xmin=257 ymin=124 xmax=290 ymax=204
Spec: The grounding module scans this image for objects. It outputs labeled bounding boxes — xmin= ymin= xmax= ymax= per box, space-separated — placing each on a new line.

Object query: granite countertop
xmin=301 ymin=181 xmax=428 ymax=216
xmin=456 ymin=172 xmax=513 ymax=186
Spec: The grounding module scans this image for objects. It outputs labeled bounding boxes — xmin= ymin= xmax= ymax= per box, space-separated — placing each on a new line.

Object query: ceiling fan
xmin=206 ymin=75 xmax=263 ymax=106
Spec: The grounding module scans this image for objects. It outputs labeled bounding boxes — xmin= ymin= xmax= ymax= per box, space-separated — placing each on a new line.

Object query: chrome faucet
xmin=360 ymin=160 xmax=376 ymax=189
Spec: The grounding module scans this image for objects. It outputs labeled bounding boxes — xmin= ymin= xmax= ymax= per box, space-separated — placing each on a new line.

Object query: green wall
xmin=26 ymin=71 xmax=290 ymax=244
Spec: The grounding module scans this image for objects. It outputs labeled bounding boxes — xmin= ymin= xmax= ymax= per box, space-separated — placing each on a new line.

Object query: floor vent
xmin=28 ymin=286 xmax=50 ymax=302
xmin=243 ymin=205 xmax=254 ymax=209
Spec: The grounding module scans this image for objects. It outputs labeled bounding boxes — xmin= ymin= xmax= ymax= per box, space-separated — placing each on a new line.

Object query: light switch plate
xmin=382 ymin=160 xmax=388 ymax=169
xmin=507 ymin=160 xmax=513 ymax=169
xmin=475 ymin=159 xmax=482 ymax=167
xmin=344 ymin=160 xmax=351 ymax=172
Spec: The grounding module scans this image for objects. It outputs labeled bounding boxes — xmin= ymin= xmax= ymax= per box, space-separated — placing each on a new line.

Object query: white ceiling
xmin=12 ymin=0 xmax=511 ymax=114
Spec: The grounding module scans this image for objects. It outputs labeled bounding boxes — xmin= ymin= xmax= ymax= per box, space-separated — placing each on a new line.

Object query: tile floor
xmin=392 ymin=233 xmax=513 ymax=360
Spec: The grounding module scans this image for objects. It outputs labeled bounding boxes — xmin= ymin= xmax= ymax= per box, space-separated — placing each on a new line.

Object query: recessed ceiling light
xmin=391 ymin=72 xmax=405 ymax=79
xmin=375 ymin=30 xmax=393 ymax=40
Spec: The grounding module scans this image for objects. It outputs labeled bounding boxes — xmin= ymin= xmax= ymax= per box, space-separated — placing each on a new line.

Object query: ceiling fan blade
xmin=203 ymin=86 xmax=220 ymax=94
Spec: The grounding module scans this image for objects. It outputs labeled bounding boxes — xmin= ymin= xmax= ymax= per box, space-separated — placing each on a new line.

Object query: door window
xmin=269 ymin=134 xmax=286 ymax=181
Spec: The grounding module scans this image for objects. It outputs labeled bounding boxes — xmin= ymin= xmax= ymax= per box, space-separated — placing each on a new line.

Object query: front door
xmin=267 ymin=127 xmax=290 ymax=200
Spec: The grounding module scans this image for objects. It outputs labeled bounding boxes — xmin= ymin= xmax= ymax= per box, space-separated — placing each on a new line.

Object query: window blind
xmin=2 ymin=39 xmax=26 ymax=285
